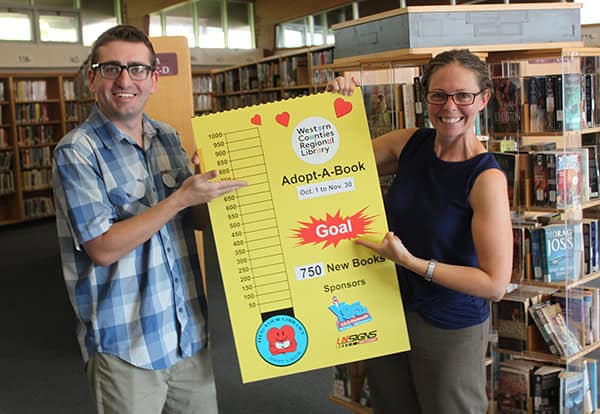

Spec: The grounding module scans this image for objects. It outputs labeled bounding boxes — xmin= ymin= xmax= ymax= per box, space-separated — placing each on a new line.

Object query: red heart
xmin=275 ymin=112 xmax=290 ymax=127
xmin=334 ymin=98 xmax=352 ymax=118
xmin=250 ymin=114 xmax=261 ymax=125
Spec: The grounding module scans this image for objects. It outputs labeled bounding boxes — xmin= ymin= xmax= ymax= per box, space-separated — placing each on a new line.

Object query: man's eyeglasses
xmin=426 ymin=90 xmax=484 ymax=106
xmin=91 ymin=62 xmax=155 ymax=81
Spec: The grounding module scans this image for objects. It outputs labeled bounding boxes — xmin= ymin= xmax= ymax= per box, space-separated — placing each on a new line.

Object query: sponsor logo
xmin=336 ymin=330 xmax=379 ymax=348
xmin=329 ymin=296 xmax=372 ymax=331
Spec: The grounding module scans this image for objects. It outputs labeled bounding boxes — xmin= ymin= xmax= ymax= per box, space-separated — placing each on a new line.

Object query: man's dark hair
xmin=90 ymin=24 xmax=156 ymax=68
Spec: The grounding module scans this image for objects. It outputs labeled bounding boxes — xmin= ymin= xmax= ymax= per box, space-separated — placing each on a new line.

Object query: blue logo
xmin=328 ymin=296 xmax=372 ymax=331
xmin=255 ymin=315 xmax=308 ymax=367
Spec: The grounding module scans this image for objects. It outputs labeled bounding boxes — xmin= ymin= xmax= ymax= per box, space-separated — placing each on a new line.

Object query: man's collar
xmin=89 ymin=105 xmax=157 ymax=149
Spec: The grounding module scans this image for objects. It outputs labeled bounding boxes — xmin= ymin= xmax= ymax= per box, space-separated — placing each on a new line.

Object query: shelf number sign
xmin=155 ymin=53 xmax=178 ymax=76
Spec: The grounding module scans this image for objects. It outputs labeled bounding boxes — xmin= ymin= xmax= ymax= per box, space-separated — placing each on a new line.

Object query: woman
xmin=328 ymin=49 xmax=512 ymax=414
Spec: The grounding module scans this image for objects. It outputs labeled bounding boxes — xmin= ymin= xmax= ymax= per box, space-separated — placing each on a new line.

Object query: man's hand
xmin=177 ymin=170 xmax=247 ymax=210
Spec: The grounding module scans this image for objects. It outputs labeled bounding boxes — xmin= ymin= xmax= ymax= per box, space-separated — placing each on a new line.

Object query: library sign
xmin=155 ymin=53 xmax=178 ymax=76
xmin=192 ymin=90 xmax=409 ymax=382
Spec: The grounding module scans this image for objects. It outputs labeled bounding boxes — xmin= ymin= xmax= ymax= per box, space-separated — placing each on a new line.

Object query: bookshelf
xmin=487 ymin=46 xmax=600 ymax=414
xmin=323 ymin=38 xmax=600 ymax=414
xmin=207 ymin=45 xmax=336 ymax=113
xmin=0 ymin=72 xmax=78 ymax=226
xmin=192 ymin=70 xmax=213 ymax=114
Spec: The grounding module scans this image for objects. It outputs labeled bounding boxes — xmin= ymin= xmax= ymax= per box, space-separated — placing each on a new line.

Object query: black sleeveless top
xmin=385 ymin=128 xmax=502 ymax=329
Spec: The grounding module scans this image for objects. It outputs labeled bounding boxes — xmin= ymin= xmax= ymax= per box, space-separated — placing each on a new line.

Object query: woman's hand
xmin=355 ymin=231 xmax=411 ymax=266
xmin=326 ymin=75 xmax=359 ymax=96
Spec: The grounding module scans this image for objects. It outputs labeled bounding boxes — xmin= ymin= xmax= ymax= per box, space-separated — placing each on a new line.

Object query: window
xmin=227 ymin=0 xmax=252 ymax=49
xmin=150 ymin=0 xmax=253 ymax=49
xmin=275 ymin=1 xmax=405 ymax=48
xmin=277 ymin=18 xmax=307 ymax=48
xmin=275 ymin=3 xmax=354 ymax=48
xmin=0 ymin=0 xmax=119 ymax=44
xmin=80 ymin=0 xmax=118 ymax=46
xmin=575 ymin=0 xmax=600 ymax=24
xmin=197 ymin=0 xmax=223 ymax=48
xmin=165 ymin=2 xmax=195 ymax=46
xmin=38 ymin=11 xmax=79 ymax=42
xmin=0 ymin=9 xmax=33 ymax=41
xmin=34 ymin=0 xmax=74 ymax=7
xmin=149 ymin=13 xmax=163 ymax=37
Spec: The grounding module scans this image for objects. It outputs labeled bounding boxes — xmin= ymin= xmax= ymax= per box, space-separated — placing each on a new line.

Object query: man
xmin=52 ymin=25 xmax=246 ymax=413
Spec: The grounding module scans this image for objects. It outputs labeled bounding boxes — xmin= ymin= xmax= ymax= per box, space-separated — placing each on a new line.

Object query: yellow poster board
xmin=192 ymin=90 xmax=409 ymax=383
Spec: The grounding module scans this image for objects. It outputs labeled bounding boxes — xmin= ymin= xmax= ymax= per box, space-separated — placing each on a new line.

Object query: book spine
xmin=530 ymin=227 xmax=543 ymax=281
xmin=555 ymin=74 xmax=564 ymax=131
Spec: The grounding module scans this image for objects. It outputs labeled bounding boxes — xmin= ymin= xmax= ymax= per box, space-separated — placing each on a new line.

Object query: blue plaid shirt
xmin=52 ymin=105 xmax=207 ymax=369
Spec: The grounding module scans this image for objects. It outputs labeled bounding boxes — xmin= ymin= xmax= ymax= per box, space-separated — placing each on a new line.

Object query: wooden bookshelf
xmin=207 ymin=45 xmax=336 ymax=113
xmin=329 ymin=395 xmax=373 ymax=414
xmin=0 ymin=72 xmax=79 ymax=225
xmin=192 ymin=70 xmax=213 ymax=114
xmin=496 ymin=340 xmax=600 ymax=366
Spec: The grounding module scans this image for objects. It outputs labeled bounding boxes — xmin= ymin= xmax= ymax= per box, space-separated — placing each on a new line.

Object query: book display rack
xmin=488 ymin=46 xmax=600 ymax=414
xmin=326 ymin=45 xmax=600 ymax=414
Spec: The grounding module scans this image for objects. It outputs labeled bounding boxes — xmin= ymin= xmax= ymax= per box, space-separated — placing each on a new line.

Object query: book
xmin=545 ymin=75 xmax=557 ymax=131
xmin=546 ymin=152 xmax=558 ymax=208
xmin=527 ymin=76 xmax=547 ymax=132
xmin=538 ymin=302 xmax=583 ymax=357
xmin=559 ymin=371 xmax=585 ymax=414
xmin=530 ymin=226 xmax=544 ymax=282
xmin=490 ymin=77 xmax=522 ymax=133
xmin=512 ymin=224 xmax=536 ymax=281
xmin=565 ymin=148 xmax=589 ymax=204
xmin=583 ymin=145 xmax=600 ymax=199
xmin=401 ymin=83 xmax=416 ymax=128
xmin=555 ymin=74 xmax=564 ymax=131
xmin=498 ymin=286 xmax=557 ymax=352
xmin=533 ymin=152 xmax=550 ymax=207
xmin=564 ymin=73 xmax=583 ymax=131
xmin=582 ymin=220 xmax=594 ymax=275
xmin=494 ymin=152 xmax=519 ymax=209
xmin=514 ymin=151 xmax=533 ymax=209
xmin=571 ymin=359 xmax=595 ymax=414
xmin=583 ymin=74 xmax=595 ymax=129
xmin=532 ymin=365 xmax=563 ymax=414
xmin=497 ymin=293 xmax=532 ymax=351
xmin=584 ymin=358 xmax=598 ymax=411
xmin=498 ymin=359 xmax=539 ymax=413
xmin=363 ymin=84 xmax=395 ymax=138
xmin=551 ymin=289 xmax=593 ymax=347
xmin=489 ymin=139 xmax=518 ymax=152
xmin=529 ymin=301 xmax=561 ymax=356
xmin=538 ymin=223 xmax=584 ymax=283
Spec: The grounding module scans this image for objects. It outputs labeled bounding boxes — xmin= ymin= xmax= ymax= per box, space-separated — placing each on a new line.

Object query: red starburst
xmin=292 ymin=208 xmax=376 ymax=248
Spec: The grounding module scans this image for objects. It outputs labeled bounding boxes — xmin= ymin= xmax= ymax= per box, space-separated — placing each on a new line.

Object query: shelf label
xmin=155 ymin=53 xmax=178 ymax=76
xmin=17 ymin=55 xmax=32 ymax=65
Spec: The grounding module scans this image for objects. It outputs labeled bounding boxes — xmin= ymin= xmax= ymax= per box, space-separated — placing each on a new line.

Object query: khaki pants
xmin=366 ymin=311 xmax=489 ymax=414
xmin=86 ymin=348 xmax=217 ymax=414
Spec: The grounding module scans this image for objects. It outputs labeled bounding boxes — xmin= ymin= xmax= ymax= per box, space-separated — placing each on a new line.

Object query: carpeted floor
xmin=0 ymin=219 xmax=345 ymax=414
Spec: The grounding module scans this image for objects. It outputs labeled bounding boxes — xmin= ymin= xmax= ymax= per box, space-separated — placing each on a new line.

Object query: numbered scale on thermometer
xmin=209 ymin=127 xmax=308 ymax=367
